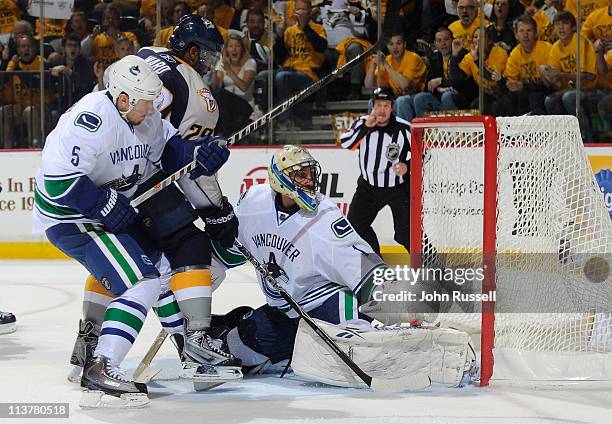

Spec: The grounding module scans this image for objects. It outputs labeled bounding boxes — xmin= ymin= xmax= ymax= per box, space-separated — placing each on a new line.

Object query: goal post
xmin=410 ymin=115 xmax=612 ymax=386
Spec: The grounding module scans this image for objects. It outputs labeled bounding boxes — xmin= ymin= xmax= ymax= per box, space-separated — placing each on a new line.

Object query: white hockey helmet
xmin=268 ymin=145 xmax=321 ymax=212
xmin=107 ymin=55 xmax=163 ymax=112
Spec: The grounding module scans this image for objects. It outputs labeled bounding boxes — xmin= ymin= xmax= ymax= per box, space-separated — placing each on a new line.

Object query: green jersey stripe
xmin=84 ymin=223 xmax=139 ymax=285
xmin=44 ymin=177 xmax=78 ymax=198
xmin=155 ymin=300 xmax=181 ymax=318
xmin=34 ymin=188 xmax=80 ymax=217
xmin=104 ymin=307 xmax=144 ymax=332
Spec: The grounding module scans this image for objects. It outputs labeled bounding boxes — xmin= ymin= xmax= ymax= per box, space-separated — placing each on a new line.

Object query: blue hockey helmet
xmin=168 ymin=15 xmax=224 ymax=72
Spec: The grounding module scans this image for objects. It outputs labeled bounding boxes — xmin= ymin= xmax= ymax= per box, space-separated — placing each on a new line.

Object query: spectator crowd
xmin=0 ymin=0 xmax=610 ymax=148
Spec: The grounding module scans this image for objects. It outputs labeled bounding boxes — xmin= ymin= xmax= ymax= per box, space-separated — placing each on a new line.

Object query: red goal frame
xmin=409 ymin=116 xmax=499 ymax=386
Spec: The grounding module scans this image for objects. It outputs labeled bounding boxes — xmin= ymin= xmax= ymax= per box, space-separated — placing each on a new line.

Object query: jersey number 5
xmin=185 ymin=124 xmax=214 ymax=140
xmin=71 ymin=146 xmax=80 ymax=166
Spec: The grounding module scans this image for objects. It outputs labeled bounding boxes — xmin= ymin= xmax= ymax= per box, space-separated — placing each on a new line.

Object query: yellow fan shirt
xmin=282 ymin=22 xmax=326 ymax=81
xmin=504 ymin=40 xmax=552 ymax=84
xmin=547 ymin=33 xmax=598 ymax=90
xmin=449 ymin=17 xmax=490 ymax=50
xmin=459 ymin=45 xmax=508 ymax=94
xmin=581 ymin=6 xmax=612 ymax=41
xmin=374 ymin=50 xmax=427 ymax=95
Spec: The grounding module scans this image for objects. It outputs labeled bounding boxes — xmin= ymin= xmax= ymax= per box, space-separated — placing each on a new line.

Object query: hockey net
xmin=410 ymin=115 xmax=612 ymax=386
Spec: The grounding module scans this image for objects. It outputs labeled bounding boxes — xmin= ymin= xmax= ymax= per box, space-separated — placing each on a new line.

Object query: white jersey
xmin=231 ymin=184 xmax=384 ymax=317
xmin=139 ymin=47 xmax=223 ymax=210
xmin=33 ymin=90 xmax=177 ymax=232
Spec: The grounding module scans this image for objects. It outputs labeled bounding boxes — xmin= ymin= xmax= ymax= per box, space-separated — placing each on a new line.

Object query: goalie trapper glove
xmin=199 ymin=197 xmax=238 ymax=248
xmin=89 ymin=188 xmax=137 ymax=233
xmin=190 ymin=136 xmax=230 ymax=180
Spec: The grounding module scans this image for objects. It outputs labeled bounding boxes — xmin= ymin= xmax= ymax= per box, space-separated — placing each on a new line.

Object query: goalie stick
xmin=232 ymin=239 xmax=432 ymax=392
xmin=130 ymin=0 xmax=402 ymax=208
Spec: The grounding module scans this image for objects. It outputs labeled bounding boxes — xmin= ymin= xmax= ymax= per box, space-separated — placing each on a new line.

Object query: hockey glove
xmin=199 ymin=197 xmax=238 ymax=248
xmin=189 ymin=136 xmax=230 ymax=180
xmin=89 ymin=188 xmax=138 ymax=233
xmin=595 ymin=169 xmax=612 ymax=219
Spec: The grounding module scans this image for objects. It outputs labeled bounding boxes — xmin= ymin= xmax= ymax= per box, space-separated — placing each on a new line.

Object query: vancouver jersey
xmin=33 ymin=91 xmax=177 ymax=232
xmin=228 ymin=184 xmax=384 ymax=318
xmin=138 ymin=46 xmax=224 ymax=210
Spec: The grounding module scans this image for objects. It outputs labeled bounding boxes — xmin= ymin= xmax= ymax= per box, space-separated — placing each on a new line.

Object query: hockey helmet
xmin=268 ymin=146 xmax=322 ymax=212
xmin=107 ymin=55 xmax=163 ymax=112
xmin=169 ymin=14 xmax=224 ymax=71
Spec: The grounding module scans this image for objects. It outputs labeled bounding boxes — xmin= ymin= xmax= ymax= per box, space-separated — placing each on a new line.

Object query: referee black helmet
xmin=371 ymin=86 xmax=395 ymax=103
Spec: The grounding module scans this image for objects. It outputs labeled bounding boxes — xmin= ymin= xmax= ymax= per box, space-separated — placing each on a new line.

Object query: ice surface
xmin=1 ymin=260 xmax=611 ymax=423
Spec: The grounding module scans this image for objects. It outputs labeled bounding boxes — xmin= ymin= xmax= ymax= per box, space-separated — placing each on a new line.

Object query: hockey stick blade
xmin=232 ymin=239 xmax=430 ymax=392
xmin=133 ymin=329 xmax=168 ymax=383
xmin=130 ymin=0 xmax=401 ymax=208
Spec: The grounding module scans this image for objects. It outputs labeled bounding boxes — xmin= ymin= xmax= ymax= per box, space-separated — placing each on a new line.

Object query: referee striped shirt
xmin=340 ymin=114 xmax=411 ymax=188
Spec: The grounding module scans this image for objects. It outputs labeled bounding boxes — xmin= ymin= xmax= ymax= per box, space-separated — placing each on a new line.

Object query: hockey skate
xmin=80 ymin=355 xmax=149 ymax=409
xmin=0 ymin=311 xmax=16 ymax=335
xmin=179 ymin=329 xmax=243 ymax=390
xmin=67 ymin=319 xmax=99 ymax=383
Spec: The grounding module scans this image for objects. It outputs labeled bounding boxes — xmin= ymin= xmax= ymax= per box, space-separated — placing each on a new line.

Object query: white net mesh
xmin=415 ymin=115 xmax=612 ymax=382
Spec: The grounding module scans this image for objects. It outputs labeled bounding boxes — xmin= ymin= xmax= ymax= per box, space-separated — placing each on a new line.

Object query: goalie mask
xmin=107 ymin=55 xmax=163 ymax=114
xmin=268 ymin=146 xmax=321 ymax=212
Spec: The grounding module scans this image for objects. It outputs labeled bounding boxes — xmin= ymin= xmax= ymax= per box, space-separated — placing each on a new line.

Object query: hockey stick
xmin=130 ymin=0 xmax=401 ymax=208
xmin=232 ymin=239 xmax=431 ymax=392
xmin=133 ymin=329 xmax=168 ymax=383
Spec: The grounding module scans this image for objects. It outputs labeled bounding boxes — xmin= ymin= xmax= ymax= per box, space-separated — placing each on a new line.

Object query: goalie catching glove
xmin=199 ymin=196 xmax=239 ymax=248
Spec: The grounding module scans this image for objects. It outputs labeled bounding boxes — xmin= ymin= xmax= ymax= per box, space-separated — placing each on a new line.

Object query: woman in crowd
xmin=212 ymin=30 xmax=257 ymax=137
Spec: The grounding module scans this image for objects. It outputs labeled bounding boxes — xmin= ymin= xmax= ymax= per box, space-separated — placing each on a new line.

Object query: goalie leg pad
xmin=291 ymin=319 xmax=471 ymax=389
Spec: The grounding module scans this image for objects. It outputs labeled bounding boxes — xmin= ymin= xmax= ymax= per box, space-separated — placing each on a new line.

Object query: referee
xmin=340 ymin=87 xmax=411 ymax=256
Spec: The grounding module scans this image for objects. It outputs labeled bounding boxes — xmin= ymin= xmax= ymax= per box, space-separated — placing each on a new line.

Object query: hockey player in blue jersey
xmin=34 ymin=55 xmax=230 ymax=408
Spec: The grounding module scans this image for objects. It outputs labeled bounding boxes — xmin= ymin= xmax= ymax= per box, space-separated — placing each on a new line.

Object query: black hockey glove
xmin=199 ymin=197 xmax=239 ymax=248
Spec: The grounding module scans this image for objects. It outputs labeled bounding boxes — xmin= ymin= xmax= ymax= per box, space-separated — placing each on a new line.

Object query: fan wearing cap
xmin=32 ymin=55 xmax=229 ymax=408
xmin=339 ymin=86 xmax=412 ymax=256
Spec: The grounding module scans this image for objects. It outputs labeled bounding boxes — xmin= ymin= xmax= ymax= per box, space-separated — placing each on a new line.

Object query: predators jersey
xmin=138 ymin=46 xmax=223 ymax=210
xmin=547 ymin=33 xmax=598 ymax=90
xmin=221 ymin=184 xmax=383 ymax=318
xmin=282 ymin=23 xmax=327 ymax=81
xmin=581 ymin=6 xmax=612 ymax=41
xmin=33 ymin=91 xmax=176 ymax=232
xmin=504 ymin=40 xmax=552 ymax=83
xmin=374 ymin=51 xmax=427 ymax=94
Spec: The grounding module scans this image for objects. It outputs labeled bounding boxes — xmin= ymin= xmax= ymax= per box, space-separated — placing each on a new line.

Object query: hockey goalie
xmin=206 ymin=145 xmax=478 ymax=389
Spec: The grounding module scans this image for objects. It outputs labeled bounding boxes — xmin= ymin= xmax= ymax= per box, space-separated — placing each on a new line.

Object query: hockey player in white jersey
xmin=68 ymin=15 xmax=242 ymax=387
xmin=34 ymin=55 xmax=231 ymax=408
xmin=214 ymin=146 xmax=388 ymax=373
